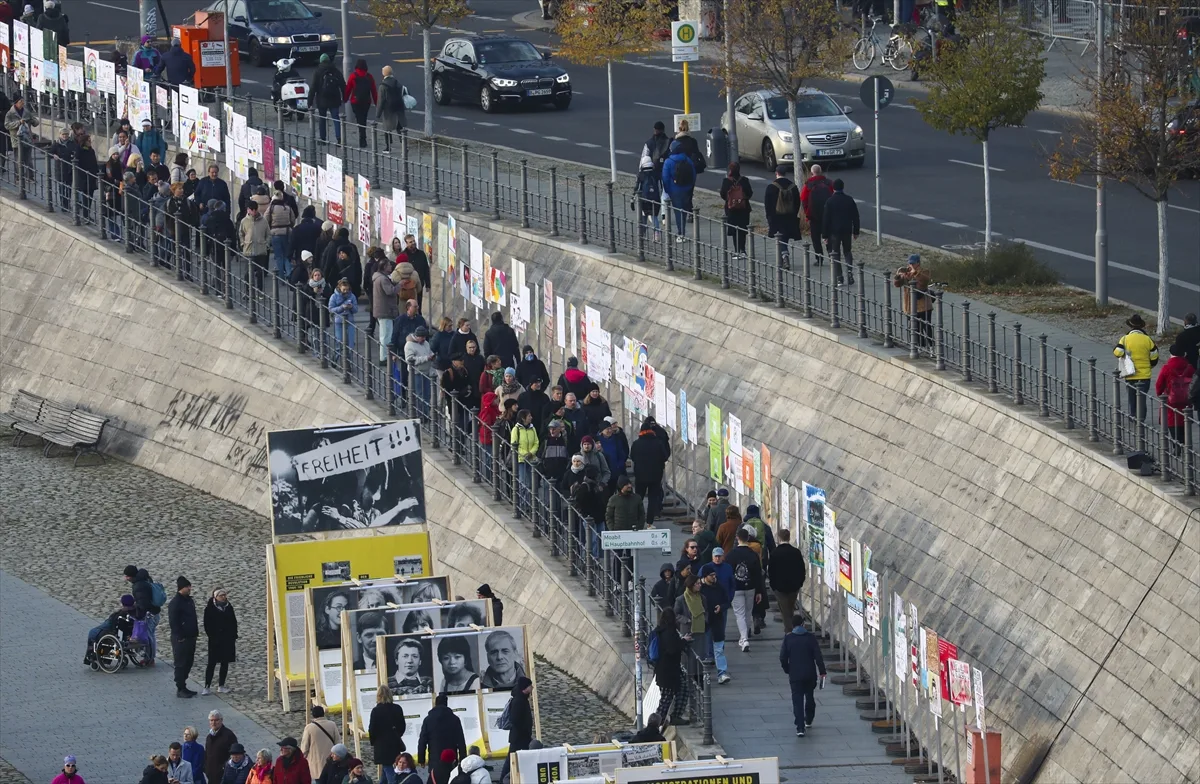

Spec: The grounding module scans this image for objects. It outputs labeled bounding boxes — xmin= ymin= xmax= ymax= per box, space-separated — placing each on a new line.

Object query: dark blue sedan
xmin=206 ymin=0 xmax=339 ymax=66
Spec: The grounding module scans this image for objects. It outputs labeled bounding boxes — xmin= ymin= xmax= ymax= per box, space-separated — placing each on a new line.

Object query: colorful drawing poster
xmin=469 ymin=235 xmax=484 ymax=308
xmin=893 ymin=594 xmax=907 ymax=680
xmin=302 ymin=164 xmax=318 ymax=202
xmin=490 ymin=266 xmax=507 ymax=305
xmin=291 ymin=149 xmax=302 ymax=195
xmin=706 ymin=403 xmax=722 ymax=482
xmin=246 ymin=128 xmax=263 ymax=163
xmin=740 ymin=447 xmax=754 ymax=497
xmin=96 ymin=58 xmax=115 ymax=95
xmin=447 ymin=215 xmax=457 ymax=282
xmin=864 ymin=570 xmax=880 ymax=631
xmin=423 ymin=214 xmax=434 ymax=265
xmin=66 ymin=61 xmax=83 ymax=93
xmin=344 ymin=175 xmax=356 ymax=228
xmin=948 ymin=659 xmax=972 ymax=707
xmin=391 ymin=189 xmax=406 ymax=245
xmin=12 ymin=20 xmax=28 ymax=55
xmin=822 ymin=508 xmax=838 ymax=591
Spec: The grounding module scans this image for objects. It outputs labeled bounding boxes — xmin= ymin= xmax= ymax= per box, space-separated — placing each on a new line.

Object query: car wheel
xmin=480 ymin=85 xmax=496 ymax=113
xmin=553 ymin=95 xmax=571 ymax=110
xmin=848 ymin=158 xmax=865 ymax=169
xmin=762 ymin=139 xmax=777 ymax=170
xmin=249 ymin=37 xmax=267 ymax=67
xmin=433 ymin=76 xmax=451 ymax=106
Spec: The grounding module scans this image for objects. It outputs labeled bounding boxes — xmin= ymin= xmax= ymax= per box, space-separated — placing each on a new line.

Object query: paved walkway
xmin=0 ymin=569 xmax=279 ymax=784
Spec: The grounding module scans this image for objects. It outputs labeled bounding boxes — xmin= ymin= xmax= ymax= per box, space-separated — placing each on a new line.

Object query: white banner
xmin=292 ymin=421 xmax=420 ymax=482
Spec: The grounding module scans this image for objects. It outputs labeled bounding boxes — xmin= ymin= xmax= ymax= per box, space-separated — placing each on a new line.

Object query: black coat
xmin=131 ymin=569 xmax=159 ymax=614
xmin=449 ymin=330 xmax=477 ymax=360
xmin=764 ymin=177 xmax=801 ymax=240
xmin=36 ymin=5 xmax=69 ymax=45
xmin=483 ymin=321 xmax=521 ymax=368
xmin=767 ymin=542 xmax=807 ymax=594
xmin=139 ymin=765 xmax=169 ymax=784
xmin=652 ymin=626 xmax=684 ymax=690
xmin=310 ymin=63 xmax=347 ymax=111
xmin=236 ymin=175 xmax=263 ymax=217
xmin=406 ymin=247 xmax=432 ymax=290
xmin=506 ymin=689 xmax=535 ymax=751
xmin=168 ymin=592 xmax=199 ymax=640
xmin=822 ymin=190 xmax=860 ymax=237
xmin=76 ymin=145 xmax=100 ymax=194
xmin=417 ymin=704 xmax=466 ymax=766
xmin=726 ymin=545 xmax=764 ymax=593
xmin=368 ymin=701 xmax=407 ymax=767
xmin=1175 ymin=324 xmax=1200 ymax=369
xmin=290 ymin=216 xmax=322 ymax=261
xmin=516 ymin=356 xmax=550 ymax=391
xmin=162 ymin=43 xmax=196 ymax=85
xmin=780 ymin=626 xmax=826 ymax=684
xmin=429 ymin=330 xmax=455 ymax=371
xmin=203 ymin=598 xmax=238 ymax=663
xmin=629 ymin=432 xmax=669 ymax=485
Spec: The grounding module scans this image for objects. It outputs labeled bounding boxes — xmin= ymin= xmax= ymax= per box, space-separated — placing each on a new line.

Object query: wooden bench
xmin=42 ymin=409 xmax=109 ymax=466
xmin=0 ymin=390 xmax=45 ymax=435
xmin=12 ymin=401 xmax=72 ymax=447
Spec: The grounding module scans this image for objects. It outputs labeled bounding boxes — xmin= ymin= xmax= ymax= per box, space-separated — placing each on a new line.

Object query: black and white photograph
xmin=395 ymin=605 xmax=442 ymax=636
xmin=442 ymin=600 xmax=488 ymax=629
xmin=432 ymin=633 xmax=481 ymax=695
xmin=356 ymin=585 xmax=405 ymax=610
xmin=312 ymin=588 xmax=353 ymax=650
xmin=398 ymin=577 xmax=448 ymax=605
xmin=384 ymin=634 xmax=435 ymax=697
xmin=268 ymin=421 xmax=426 ymax=536
xmin=478 ymin=627 xmax=528 ymax=691
xmin=322 ymin=561 xmax=352 ymax=583
xmin=394 ymin=555 xmax=425 ymax=577
xmin=349 ymin=610 xmax=390 ymax=671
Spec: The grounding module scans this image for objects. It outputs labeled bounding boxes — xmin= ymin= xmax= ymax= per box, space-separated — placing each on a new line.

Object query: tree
xmin=366 ymin=0 xmax=472 ymax=137
xmin=725 ymin=0 xmax=848 ymax=184
xmin=1050 ymin=0 xmax=1200 ymax=334
xmin=557 ymin=0 xmax=671 ymax=182
xmin=912 ymin=9 xmax=1044 ymax=248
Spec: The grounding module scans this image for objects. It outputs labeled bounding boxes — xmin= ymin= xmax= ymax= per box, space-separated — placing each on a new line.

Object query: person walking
xmin=417 ymin=693 xmax=467 ymax=773
xmin=201 ymin=588 xmax=238 ymax=695
xmin=267 ymin=188 xmax=297 ymax=279
xmin=368 ymin=685 xmax=407 ymax=784
xmin=629 ymin=420 xmax=669 ymax=523
xmin=483 ymin=311 xmax=521 ymax=369
xmin=605 ymin=477 xmax=644 ymax=531
xmin=344 ymin=59 xmax=377 ymax=149
xmin=476 ymin=584 xmax=504 ymax=625
xmin=239 ymin=200 xmax=271 ymax=298
xmin=181 ymin=728 xmax=206 ymax=784
xmin=51 ymin=756 xmax=84 ymax=784
xmin=167 ymin=743 xmax=196 ymax=784
xmin=373 ymin=258 xmax=401 ymax=366
xmin=799 ymin=164 xmax=832 ymax=265
xmin=167 ymin=577 xmax=198 ymax=698
xmin=376 ymin=65 xmax=407 ymax=152
xmin=300 ymin=706 xmax=341 ymax=782
xmin=716 ymin=506 xmax=743 ymax=553
xmin=1156 ymin=342 xmax=1194 ymax=446
xmin=499 ymin=677 xmax=535 ymax=782
xmin=204 ymin=711 xmax=239 ymax=784
xmin=702 ymin=488 xmax=731 ymax=532
xmin=726 ymin=528 xmax=764 ymax=652
xmin=764 ymin=164 xmax=801 ymax=266
xmin=719 ymin=161 xmax=753 ymax=258
xmin=893 ymin=254 xmax=933 ymax=348
xmin=272 ymin=738 xmax=311 ymax=784
xmin=650 ymin=563 xmax=679 ymax=615
xmin=821 ymin=178 xmax=859 ymax=286
xmin=673 ymin=575 xmax=708 ymax=667
xmin=635 ymin=158 xmax=663 ymax=241
xmin=651 ymin=608 xmax=686 ymax=725
xmin=140 ymin=756 xmax=170 ymax=784
xmin=639 ymin=120 xmax=671 ymax=182
xmin=660 ymin=140 xmax=696 ymax=240
xmin=698 ymin=563 xmax=732 ymax=683
xmin=1174 ymin=313 xmax=1198 ymax=369
xmin=691 ymin=518 xmax=716 ymax=564
xmin=125 ymin=565 xmax=163 ymax=663
xmin=311 ymin=55 xmax=346 ymax=145
xmin=768 ymin=528 xmax=807 ymax=635
xmin=780 ymin=614 xmax=827 ymax=736
xmin=1114 ymin=313 xmax=1159 ymax=419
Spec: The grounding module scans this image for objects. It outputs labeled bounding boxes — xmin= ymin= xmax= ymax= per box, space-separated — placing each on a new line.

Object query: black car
xmin=206 ymin=0 xmax=338 ymax=66
xmin=431 ymin=36 xmax=571 ymax=113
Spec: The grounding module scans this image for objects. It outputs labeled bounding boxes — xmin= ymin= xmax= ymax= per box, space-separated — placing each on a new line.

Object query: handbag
xmin=401 ymin=85 xmax=418 ymax=111
xmin=1118 ymin=352 xmax=1136 ymax=378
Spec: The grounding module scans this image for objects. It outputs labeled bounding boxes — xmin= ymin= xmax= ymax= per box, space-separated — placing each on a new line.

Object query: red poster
xmin=327 ymin=201 xmax=344 ymax=225
xmin=262 ymin=134 xmax=276 ymax=183
xmin=938 ymin=638 xmax=958 ymax=702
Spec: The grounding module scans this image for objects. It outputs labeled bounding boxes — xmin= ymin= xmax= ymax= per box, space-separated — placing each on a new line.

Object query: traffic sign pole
xmin=683 ymin=62 xmax=690 ymax=114
xmin=859 ymin=75 xmax=893 ymax=246
xmin=874 ymin=77 xmax=881 ymax=246
xmin=633 ymin=546 xmax=643 ymax=729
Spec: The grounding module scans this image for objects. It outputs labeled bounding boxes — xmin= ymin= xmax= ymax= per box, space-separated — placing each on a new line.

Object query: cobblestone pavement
xmin=0 ymin=446 xmax=629 ymax=775
xmin=0 ymin=759 xmax=33 ymax=784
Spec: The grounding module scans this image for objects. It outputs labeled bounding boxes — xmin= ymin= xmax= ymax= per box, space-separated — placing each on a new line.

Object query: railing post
xmin=384 ymin=355 xmax=396 ymax=415
xmin=401 ymin=129 xmax=411 ymax=191
xmin=98 ymin=181 xmax=108 ymax=240
xmin=371 ymin=125 xmax=381 ymax=183
xmin=490 ymin=151 xmax=501 ymax=219
xmin=664 ymin=204 xmax=674 ymax=271
xmin=883 ymin=272 xmax=894 ymax=347
xmin=272 ymin=275 xmax=282 ymax=339
xmin=908 ymin=283 xmax=918 ymax=359
xmin=511 ymin=449 xmax=520 ymax=517
xmin=855 ymin=261 xmax=866 ymax=337
xmin=431 ymin=142 xmax=441 ymax=205
xmin=987 ymin=313 xmax=998 ymax=392
xmin=519 ymin=160 xmax=530 ymax=228
xmin=461 ymin=143 xmax=470 ymax=212
xmin=692 ymin=206 xmax=702 ymax=279
xmin=583 ymin=512 xmax=593 ymax=589
xmin=174 ymin=218 xmax=184 ymax=281
xmin=338 ymin=321 xmax=350 ymax=381
xmin=17 ymin=140 xmax=26 ymax=200
xmin=1184 ymin=410 xmax=1195 ymax=496
xmin=71 ymin=155 xmax=81 ymax=226
xmin=775 ymin=242 xmax=785 ymax=307
xmin=701 ymin=658 xmax=715 ymax=745
xmin=1064 ymin=346 xmax=1074 ymax=429
xmin=802 ymin=243 xmax=813 ymax=318
xmin=720 ymin=226 xmax=729 ymax=288
xmin=124 ymin=204 xmax=133 ymax=254
xmin=531 ymin=471 xmax=542 ymax=533
xmin=406 ymin=362 xmax=415 ymax=419
xmin=549 ymin=166 xmax=560 ymax=236
xmin=1137 ymin=385 xmax=1147 ymax=453
xmin=45 ymin=148 xmax=55 ymax=212
xmin=308 ymin=110 xmax=317 ymax=161
xmin=748 ymin=242 xmax=758 ymax=299
xmin=1159 ymin=398 xmax=1171 ymax=480
xmin=492 ymin=435 xmax=501 ymax=501
xmin=1038 ymin=335 xmax=1049 ymax=415
xmin=248 ymin=257 xmax=258 ymax=324
xmin=295 ymin=289 xmax=304 ymax=354
xmin=1113 ymin=371 xmax=1124 ymax=455
xmin=830 ymin=270 xmax=840 ymax=329
xmin=962 ymin=301 xmax=972 ymax=381
xmin=1087 ymin=357 xmax=1099 ymax=441
xmin=603 ymin=545 xmax=614 ymax=617
xmin=223 ymin=244 xmax=233 ymax=310
xmin=1013 ymin=323 xmax=1024 ymax=405
xmin=579 ymin=174 xmax=588 ymax=244
xmin=934 ymin=292 xmax=945 ymax=370
xmin=607 ymin=181 xmax=617 ymax=253
xmin=200 ymin=232 xmax=210 ymax=294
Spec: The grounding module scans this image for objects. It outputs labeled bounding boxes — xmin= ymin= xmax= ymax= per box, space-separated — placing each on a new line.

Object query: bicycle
xmin=852 ymin=15 xmax=916 ymax=71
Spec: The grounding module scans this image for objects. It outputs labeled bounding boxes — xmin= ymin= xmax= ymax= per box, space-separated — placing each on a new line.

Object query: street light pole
xmin=1094 ymin=1 xmax=1108 ymax=305
xmin=342 ymin=0 xmax=352 ymax=83
xmin=224 ymin=0 xmax=233 ymax=97
xmin=608 ymin=61 xmax=617 ymax=182
xmin=723 ymin=0 xmax=737 ymax=163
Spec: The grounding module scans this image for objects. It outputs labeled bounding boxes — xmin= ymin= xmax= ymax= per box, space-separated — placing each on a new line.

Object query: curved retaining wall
xmin=0 ymin=197 xmax=636 ymax=711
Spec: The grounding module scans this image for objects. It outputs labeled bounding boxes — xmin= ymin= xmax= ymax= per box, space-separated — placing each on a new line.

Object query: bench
xmin=42 ymin=409 xmax=109 ymax=466
xmin=12 ymin=401 xmax=73 ymax=447
xmin=0 ymin=390 xmax=45 ymax=435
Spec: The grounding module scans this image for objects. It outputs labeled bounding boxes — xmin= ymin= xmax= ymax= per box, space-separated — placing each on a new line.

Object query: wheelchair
xmin=89 ymin=631 xmax=149 ymax=673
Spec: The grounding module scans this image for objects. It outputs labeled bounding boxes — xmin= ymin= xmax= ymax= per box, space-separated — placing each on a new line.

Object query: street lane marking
xmin=395 ymin=58 xmax=425 ymax=63
xmin=909 ymin=213 xmax=936 ymax=220
xmin=615 ymin=150 xmax=635 ymax=156
xmin=576 ymin=142 xmax=602 ymax=148
xmin=879 ymin=205 xmax=902 ymax=212
xmin=1036 ymin=129 xmax=1062 ymax=134
xmin=87 ymin=1 xmax=137 ymax=11
xmin=443 ymin=115 xmax=466 ymax=121
xmin=949 ymin=159 xmax=1005 ymax=172
xmin=544 ymin=135 xmax=568 ymax=141
xmin=475 ymin=121 xmax=500 ymax=127
xmin=942 ymin=221 xmax=969 ymax=228
xmin=1170 ymin=204 xmax=1200 ymax=214
xmin=511 ymin=128 xmax=535 ymax=134
xmin=867 ymin=143 xmax=901 ymax=151
xmin=1052 ymin=178 xmax=1090 ymax=189
xmin=635 ymin=101 xmax=683 ymax=112
xmin=473 ymin=15 xmax=508 ymax=21
xmin=1014 ymin=237 xmax=1200 ymax=292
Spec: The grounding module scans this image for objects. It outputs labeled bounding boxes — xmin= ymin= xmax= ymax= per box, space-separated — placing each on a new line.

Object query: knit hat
xmin=504 ymin=367 xmax=516 ymax=377
xmin=277 ymin=737 xmax=298 ymax=749
xmin=698 ymin=563 xmax=716 ymax=577
xmin=548 ymin=419 xmax=564 ymax=430
xmin=107 ymin=145 xmax=121 ymax=157
xmin=322 ymin=220 xmax=335 ymax=232
xmin=331 ymin=744 xmax=349 ymax=759
xmin=746 ymin=504 xmax=760 ymax=517
xmin=716 ymin=487 xmax=729 ymax=498
xmin=414 ymin=326 xmax=429 ymax=338
xmin=581 ymin=435 xmax=595 ymax=446
xmin=124 ymin=565 xmax=139 ymax=578
xmin=121 ymin=594 xmax=135 ymax=607
xmin=141 ymin=34 xmax=153 ymax=44
xmin=706 ymin=490 xmax=717 ymax=499
xmin=176 ymin=576 xmax=191 ymax=589
xmin=301 ymin=250 xmax=314 ymax=261
xmin=63 ymin=756 xmax=76 ymax=766
xmin=907 ymin=254 xmax=921 ymax=265
xmin=320 ymin=53 xmax=331 ymax=63
xmin=440 ymin=749 xmax=457 ymax=763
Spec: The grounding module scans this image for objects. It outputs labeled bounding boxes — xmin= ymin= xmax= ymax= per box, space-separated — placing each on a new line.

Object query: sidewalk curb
xmin=512 ymin=10 xmax=556 ymax=31
xmin=833 ymin=70 xmax=1082 ymax=116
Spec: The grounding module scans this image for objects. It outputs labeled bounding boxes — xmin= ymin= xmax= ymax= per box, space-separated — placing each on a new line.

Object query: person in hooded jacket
xmin=36 ymin=0 xmax=69 ymax=44
xmin=780 ymin=615 xmax=826 ymax=735
xmin=556 ymin=356 xmax=595 ymax=400
xmin=629 ymin=420 xmax=670 ymax=524
xmin=418 ymin=693 xmax=467 ymax=772
xmin=290 ymin=205 xmax=321 ymax=266
xmin=482 ymin=311 xmax=521 ymax=368
xmin=659 ymin=139 xmax=696 ymax=238
xmin=125 ymin=565 xmax=162 ymax=662
xmin=477 ymin=390 xmax=500 ymax=480
xmin=161 ymin=40 xmax=196 ymax=85
xmin=202 ymin=588 xmax=238 ymax=695
xmin=344 ymin=59 xmax=377 ymax=148
xmin=650 ymin=563 xmax=679 ymax=615
xmin=596 ymin=419 xmax=629 ymax=491
xmin=500 ymin=677 xmax=535 ymax=782
xmin=236 ymin=167 xmax=264 ymax=221
xmin=538 ymin=419 xmax=570 ymax=488
xmin=376 ymin=65 xmax=407 ymax=152
xmin=651 ymin=608 xmax=686 ymax=725
xmin=140 ymin=756 xmax=170 ymax=784
xmin=450 ymin=753 xmax=490 ymax=784
xmin=581 ymin=388 xmax=612 ymax=435
xmin=764 ymin=164 xmax=802 ymax=264
xmin=516 ymin=345 xmax=550 ymax=391
xmin=310 ymin=54 xmax=346 ymax=144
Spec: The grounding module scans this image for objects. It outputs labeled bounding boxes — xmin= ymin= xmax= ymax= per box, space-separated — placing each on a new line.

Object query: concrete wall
xmin=0 ymin=197 xmax=636 ymax=711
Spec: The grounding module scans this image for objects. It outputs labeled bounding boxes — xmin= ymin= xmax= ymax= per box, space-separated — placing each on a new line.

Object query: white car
xmin=722 ymin=88 xmax=867 ymax=170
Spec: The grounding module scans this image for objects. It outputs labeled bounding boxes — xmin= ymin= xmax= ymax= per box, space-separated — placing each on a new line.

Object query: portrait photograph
xmin=432 ymin=632 xmax=481 ymax=696
xmin=478 ymin=627 xmax=527 ymax=691
xmin=442 ymin=600 xmax=488 ymax=629
xmin=384 ymin=634 xmax=435 ymax=697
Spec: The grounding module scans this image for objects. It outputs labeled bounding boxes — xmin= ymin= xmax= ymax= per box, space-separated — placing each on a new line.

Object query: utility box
xmin=174 ymin=21 xmax=240 ymax=90
xmin=965 ymin=729 xmax=1001 ymax=784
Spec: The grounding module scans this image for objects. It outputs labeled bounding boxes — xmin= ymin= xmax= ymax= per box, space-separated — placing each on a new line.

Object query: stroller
xmin=86 ymin=605 xmax=150 ymax=673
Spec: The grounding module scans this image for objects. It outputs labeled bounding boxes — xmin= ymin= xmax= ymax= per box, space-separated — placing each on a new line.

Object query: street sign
xmin=601 ymin=529 xmax=672 ymax=551
xmin=672 ymin=112 xmax=700 ymax=136
xmin=671 ymin=20 xmax=700 ymax=62
xmin=860 ymin=75 xmax=895 ymax=110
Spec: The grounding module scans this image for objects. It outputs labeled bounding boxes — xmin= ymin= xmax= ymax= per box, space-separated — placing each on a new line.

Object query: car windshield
xmin=476 ymin=41 xmax=542 ymax=64
xmin=765 ymin=94 xmax=842 ymax=119
xmin=249 ymin=0 xmax=313 ymax=21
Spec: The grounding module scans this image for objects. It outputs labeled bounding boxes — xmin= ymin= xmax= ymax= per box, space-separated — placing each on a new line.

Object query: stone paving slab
xmin=0 ymin=569 xmax=280 ymax=784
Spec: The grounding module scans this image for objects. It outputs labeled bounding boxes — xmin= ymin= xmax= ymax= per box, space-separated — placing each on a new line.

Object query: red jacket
xmin=272 ymin=753 xmax=312 ymax=784
xmin=799 ymin=175 xmax=831 ymax=221
xmin=479 ymin=391 xmax=499 ymax=446
xmin=344 ymin=67 xmax=377 ymax=106
xmin=1155 ymin=355 xmax=1194 ymax=427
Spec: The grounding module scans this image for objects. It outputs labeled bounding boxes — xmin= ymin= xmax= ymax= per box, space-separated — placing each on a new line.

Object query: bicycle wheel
xmin=852 ymin=37 xmax=876 ymax=70
xmin=890 ymin=38 xmax=914 ymax=71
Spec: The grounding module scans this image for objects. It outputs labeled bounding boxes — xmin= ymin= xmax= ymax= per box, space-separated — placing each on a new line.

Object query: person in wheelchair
xmin=84 ymin=594 xmax=140 ymax=666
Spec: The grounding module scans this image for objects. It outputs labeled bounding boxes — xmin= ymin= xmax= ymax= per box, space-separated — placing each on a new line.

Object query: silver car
xmin=722 ymin=89 xmax=867 ymax=170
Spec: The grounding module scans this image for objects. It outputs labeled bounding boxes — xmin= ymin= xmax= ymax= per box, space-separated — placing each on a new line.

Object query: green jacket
xmin=606 ymin=491 xmax=644 ymax=531
xmin=510 ymin=423 xmax=540 ymax=463
xmin=744 ymin=515 xmax=767 ymax=545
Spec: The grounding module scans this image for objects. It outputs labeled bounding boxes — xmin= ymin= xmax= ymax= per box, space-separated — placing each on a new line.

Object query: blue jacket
xmin=181 ymin=740 xmax=207 ymax=784
xmin=660 ymin=141 xmax=695 ymax=203
xmin=699 ymin=560 xmax=734 ymax=603
xmin=780 ymin=625 xmax=826 ymax=683
xmin=328 ymin=290 xmax=358 ymax=325
xmin=193 ymin=176 xmax=231 ymax=214
xmin=162 ymin=43 xmax=196 ymax=86
xmin=598 ymin=430 xmax=629 ymax=478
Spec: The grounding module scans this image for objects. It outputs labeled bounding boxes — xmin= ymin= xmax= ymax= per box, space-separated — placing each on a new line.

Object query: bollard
xmin=962 ymin=302 xmax=972 ymax=381
xmin=1113 ymin=371 xmax=1124 ymax=454
xmin=550 ymin=166 xmax=560 ymax=236
xmin=401 ymin=129 xmax=411 ymax=191
xmin=491 ymin=151 xmax=500 ymax=219
xmin=1087 ymin=358 xmax=1098 ymax=441
xmin=272 ymin=276 xmax=282 ymax=339
xmin=802 ymin=243 xmax=813 ymax=318
xmin=934 ymin=293 xmax=945 ymax=370
xmin=431 ymin=143 xmax=441 ymax=204
xmin=720 ymin=227 xmax=729 ymax=288
xmin=883 ymin=275 xmax=894 ymax=347
xmin=1064 ymin=347 xmax=1074 ymax=429
xmin=987 ymin=313 xmax=998 ymax=392
xmin=856 ymin=261 xmax=866 ymax=337
xmin=607 ymin=181 xmax=617 ymax=253
xmin=579 ymin=174 xmax=588 ymax=244
xmin=319 ymin=306 xmax=328 ymax=368
xmin=1038 ymin=335 xmax=1049 ymax=416
xmin=461 ymin=143 xmax=470 ymax=212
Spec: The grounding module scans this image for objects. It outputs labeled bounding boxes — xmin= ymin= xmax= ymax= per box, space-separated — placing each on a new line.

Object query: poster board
xmin=267 ymin=420 xmax=427 ymax=537
xmin=613 ymin=757 xmax=779 ymax=783
xmin=511 ymin=742 xmax=675 ymax=784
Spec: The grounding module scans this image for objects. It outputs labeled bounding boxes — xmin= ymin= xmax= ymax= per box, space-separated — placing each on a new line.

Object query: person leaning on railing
xmin=893 ymin=254 xmax=933 ymax=347
xmin=1114 ymin=313 xmax=1158 ymax=419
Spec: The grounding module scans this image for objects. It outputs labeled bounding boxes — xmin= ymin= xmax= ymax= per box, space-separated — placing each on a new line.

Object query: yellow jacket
xmin=1114 ymin=330 xmax=1158 ymax=381
xmin=510 ymin=423 xmax=540 ymax=464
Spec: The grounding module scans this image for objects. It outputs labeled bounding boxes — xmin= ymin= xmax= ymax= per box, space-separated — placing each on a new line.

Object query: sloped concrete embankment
xmin=0 ymin=197 xmax=636 ymax=714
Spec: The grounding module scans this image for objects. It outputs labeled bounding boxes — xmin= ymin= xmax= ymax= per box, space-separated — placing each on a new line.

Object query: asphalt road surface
xmin=70 ymin=0 xmax=1199 ymax=318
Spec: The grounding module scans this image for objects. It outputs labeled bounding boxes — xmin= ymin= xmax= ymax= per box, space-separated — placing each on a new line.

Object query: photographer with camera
xmin=893 ymin=254 xmax=933 ymax=348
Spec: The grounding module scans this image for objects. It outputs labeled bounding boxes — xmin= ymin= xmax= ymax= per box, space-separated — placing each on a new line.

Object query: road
xmin=70 ymin=0 xmax=1200 ymax=318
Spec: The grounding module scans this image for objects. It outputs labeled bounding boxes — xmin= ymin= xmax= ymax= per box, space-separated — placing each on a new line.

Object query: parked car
xmin=1166 ymin=101 xmax=1199 ymax=177
xmin=431 ymin=36 xmax=571 ymax=113
xmin=722 ymin=88 xmax=867 ymax=170
xmin=205 ymin=0 xmax=338 ymax=66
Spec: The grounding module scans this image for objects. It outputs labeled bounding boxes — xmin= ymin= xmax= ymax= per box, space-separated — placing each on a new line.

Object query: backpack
xmin=450 ymin=771 xmax=472 ymax=784
xmin=647 ymin=628 xmax=660 ymax=665
xmin=381 ymin=80 xmax=402 ymax=112
xmin=724 ymin=179 xmax=748 ymax=211
xmin=320 ymin=68 xmax=342 ymax=101
xmin=775 ymin=182 xmax=798 ymax=215
xmin=353 ymin=73 xmax=373 ymax=104
xmin=806 ymin=178 xmax=832 ymax=220
xmin=1168 ymin=369 xmax=1194 ymax=409
xmin=691 ymin=151 xmax=707 ymax=175
xmin=671 ymin=157 xmax=694 ymax=188
xmin=149 ymin=581 xmax=168 ymax=608
xmin=496 ymin=698 xmax=513 ymax=730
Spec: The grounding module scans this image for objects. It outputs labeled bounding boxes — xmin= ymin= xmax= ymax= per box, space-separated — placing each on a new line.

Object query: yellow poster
xmin=270 ymin=531 xmax=432 ymax=681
